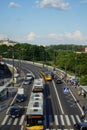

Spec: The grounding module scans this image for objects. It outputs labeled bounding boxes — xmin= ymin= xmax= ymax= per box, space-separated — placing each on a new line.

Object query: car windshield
xmin=10 ymin=106 xmax=19 ymax=112
xmin=24 ymin=79 xmax=29 ymax=82
xmin=17 ymin=95 xmax=23 ymax=99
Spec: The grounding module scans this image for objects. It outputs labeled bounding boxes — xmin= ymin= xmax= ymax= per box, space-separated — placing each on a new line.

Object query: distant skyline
xmin=0 ymin=0 xmax=87 ymax=45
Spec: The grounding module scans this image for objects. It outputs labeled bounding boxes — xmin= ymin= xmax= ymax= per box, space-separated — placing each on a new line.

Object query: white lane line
xmin=46 ymin=129 xmax=56 ymax=130
xmin=1 ymin=115 xmax=9 ymax=125
xmin=60 ymin=115 xmax=65 ymax=125
xmin=76 ymin=115 xmax=81 ymax=122
xmin=21 ymin=125 xmax=24 ymax=130
xmin=54 ymin=115 xmax=59 ymax=126
xmin=6 ymin=82 xmax=24 ymax=115
xmin=71 ymin=115 xmax=76 ymax=124
xmin=69 ymin=89 xmax=84 ymax=115
xmin=65 ymin=115 xmax=71 ymax=126
xmin=19 ymin=115 xmax=25 ymax=125
xmin=7 ymin=118 xmax=12 ymax=125
xmin=13 ymin=118 xmax=18 ymax=125
xmin=52 ymin=80 xmax=64 ymax=114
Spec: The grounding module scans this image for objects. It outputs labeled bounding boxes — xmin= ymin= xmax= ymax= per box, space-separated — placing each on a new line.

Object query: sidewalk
xmin=66 ymin=83 xmax=87 ymax=121
xmin=70 ymin=86 xmax=87 ymax=108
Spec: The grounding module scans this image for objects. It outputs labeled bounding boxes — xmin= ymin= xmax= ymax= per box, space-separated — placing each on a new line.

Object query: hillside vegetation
xmin=0 ymin=43 xmax=87 ymax=85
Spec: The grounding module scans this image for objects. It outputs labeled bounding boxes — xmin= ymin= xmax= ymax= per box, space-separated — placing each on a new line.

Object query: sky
xmin=0 ymin=0 xmax=87 ymax=45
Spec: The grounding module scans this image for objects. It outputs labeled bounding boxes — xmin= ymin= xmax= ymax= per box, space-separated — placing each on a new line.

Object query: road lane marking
xmin=1 ymin=115 xmax=9 ymax=125
xmin=13 ymin=118 xmax=18 ymax=125
xmin=64 ymin=80 xmax=84 ymax=115
xmin=21 ymin=125 xmax=24 ymax=130
xmin=46 ymin=129 xmax=74 ymax=130
xmin=69 ymin=89 xmax=84 ymax=115
xmin=52 ymin=80 xmax=64 ymax=114
xmin=65 ymin=115 xmax=71 ymax=126
xmin=6 ymin=81 xmax=24 ymax=115
xmin=76 ymin=115 xmax=81 ymax=122
xmin=19 ymin=115 xmax=25 ymax=125
xmin=54 ymin=115 xmax=59 ymax=126
xmin=60 ymin=115 xmax=65 ymax=125
xmin=70 ymin=115 xmax=76 ymax=124
xmin=7 ymin=118 xmax=12 ymax=125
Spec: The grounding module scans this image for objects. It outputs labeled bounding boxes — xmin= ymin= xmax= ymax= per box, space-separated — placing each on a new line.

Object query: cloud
xmin=27 ymin=32 xmax=37 ymax=41
xmin=2 ymin=31 xmax=86 ymax=45
xmin=48 ymin=31 xmax=87 ymax=41
xmin=36 ymin=0 xmax=70 ymax=10
xmin=65 ymin=31 xmax=87 ymax=40
xmin=26 ymin=30 xmax=87 ymax=45
xmin=9 ymin=2 xmax=21 ymax=8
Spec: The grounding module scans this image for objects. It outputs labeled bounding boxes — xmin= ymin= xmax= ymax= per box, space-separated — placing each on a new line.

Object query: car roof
xmin=78 ymin=122 xmax=87 ymax=127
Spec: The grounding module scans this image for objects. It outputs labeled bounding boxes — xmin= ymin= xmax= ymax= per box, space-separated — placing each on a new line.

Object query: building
xmin=0 ymin=39 xmax=17 ymax=46
xmin=82 ymin=47 xmax=87 ymax=53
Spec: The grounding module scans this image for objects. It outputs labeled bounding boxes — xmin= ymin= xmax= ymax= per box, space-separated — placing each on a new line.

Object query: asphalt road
xmin=0 ymin=60 xmax=83 ymax=130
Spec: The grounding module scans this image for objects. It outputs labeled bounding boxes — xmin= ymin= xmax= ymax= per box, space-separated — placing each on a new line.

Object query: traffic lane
xmin=21 ymin=62 xmax=42 ymax=78
xmin=5 ymin=60 xmax=45 ymax=79
xmin=55 ymin=81 xmax=81 ymax=115
xmin=6 ymin=81 xmax=33 ymax=113
xmin=48 ymin=81 xmax=63 ymax=115
xmin=44 ymin=82 xmax=55 ymax=128
xmin=0 ymin=80 xmax=25 ymax=123
xmin=45 ymin=81 xmax=66 ymax=129
xmin=0 ymin=75 xmax=34 ymax=129
xmin=0 ymin=125 xmax=22 ymax=130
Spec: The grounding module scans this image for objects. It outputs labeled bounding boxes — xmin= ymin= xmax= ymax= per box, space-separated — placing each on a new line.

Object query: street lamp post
xmin=53 ymin=50 xmax=57 ymax=71
xmin=12 ymin=46 xmax=14 ymax=87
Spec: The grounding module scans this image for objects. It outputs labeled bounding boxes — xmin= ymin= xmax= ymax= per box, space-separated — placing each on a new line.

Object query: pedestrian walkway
xmin=1 ymin=114 xmax=80 ymax=129
xmin=46 ymin=129 xmax=74 ymax=130
xmin=1 ymin=114 xmax=25 ymax=126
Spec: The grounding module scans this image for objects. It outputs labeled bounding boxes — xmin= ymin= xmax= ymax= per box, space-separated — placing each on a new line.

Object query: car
xmin=56 ymin=78 xmax=62 ymax=84
xmin=23 ymin=79 xmax=31 ymax=85
xmin=26 ymin=73 xmax=34 ymax=80
xmin=9 ymin=104 xmax=25 ymax=118
xmin=16 ymin=94 xmax=27 ymax=102
xmin=74 ymin=122 xmax=87 ymax=130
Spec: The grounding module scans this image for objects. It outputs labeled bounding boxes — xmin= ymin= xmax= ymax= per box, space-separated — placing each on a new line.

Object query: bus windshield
xmin=27 ymin=118 xmax=43 ymax=126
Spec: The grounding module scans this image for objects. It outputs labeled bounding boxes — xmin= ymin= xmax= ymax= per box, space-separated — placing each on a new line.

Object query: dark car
xmin=74 ymin=122 xmax=87 ymax=130
xmin=56 ymin=78 xmax=62 ymax=84
xmin=16 ymin=94 xmax=27 ymax=102
xmin=23 ymin=79 xmax=31 ymax=85
xmin=9 ymin=104 xmax=25 ymax=118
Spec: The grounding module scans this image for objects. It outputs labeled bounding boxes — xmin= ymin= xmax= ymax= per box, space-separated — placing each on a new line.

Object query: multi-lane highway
xmin=0 ymin=60 xmax=83 ymax=130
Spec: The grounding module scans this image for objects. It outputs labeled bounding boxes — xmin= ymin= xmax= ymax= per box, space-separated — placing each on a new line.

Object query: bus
xmin=32 ymin=78 xmax=44 ymax=93
xmin=25 ymin=92 xmax=44 ymax=130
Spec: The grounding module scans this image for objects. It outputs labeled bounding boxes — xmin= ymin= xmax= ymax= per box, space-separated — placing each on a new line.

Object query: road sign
xmin=64 ymin=87 xmax=70 ymax=93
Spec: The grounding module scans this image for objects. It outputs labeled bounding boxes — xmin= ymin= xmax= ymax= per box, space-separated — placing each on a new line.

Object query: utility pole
xmin=12 ymin=46 xmax=14 ymax=87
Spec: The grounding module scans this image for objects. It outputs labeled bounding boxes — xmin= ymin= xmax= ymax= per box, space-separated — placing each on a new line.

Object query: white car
xmin=26 ymin=73 xmax=34 ymax=80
